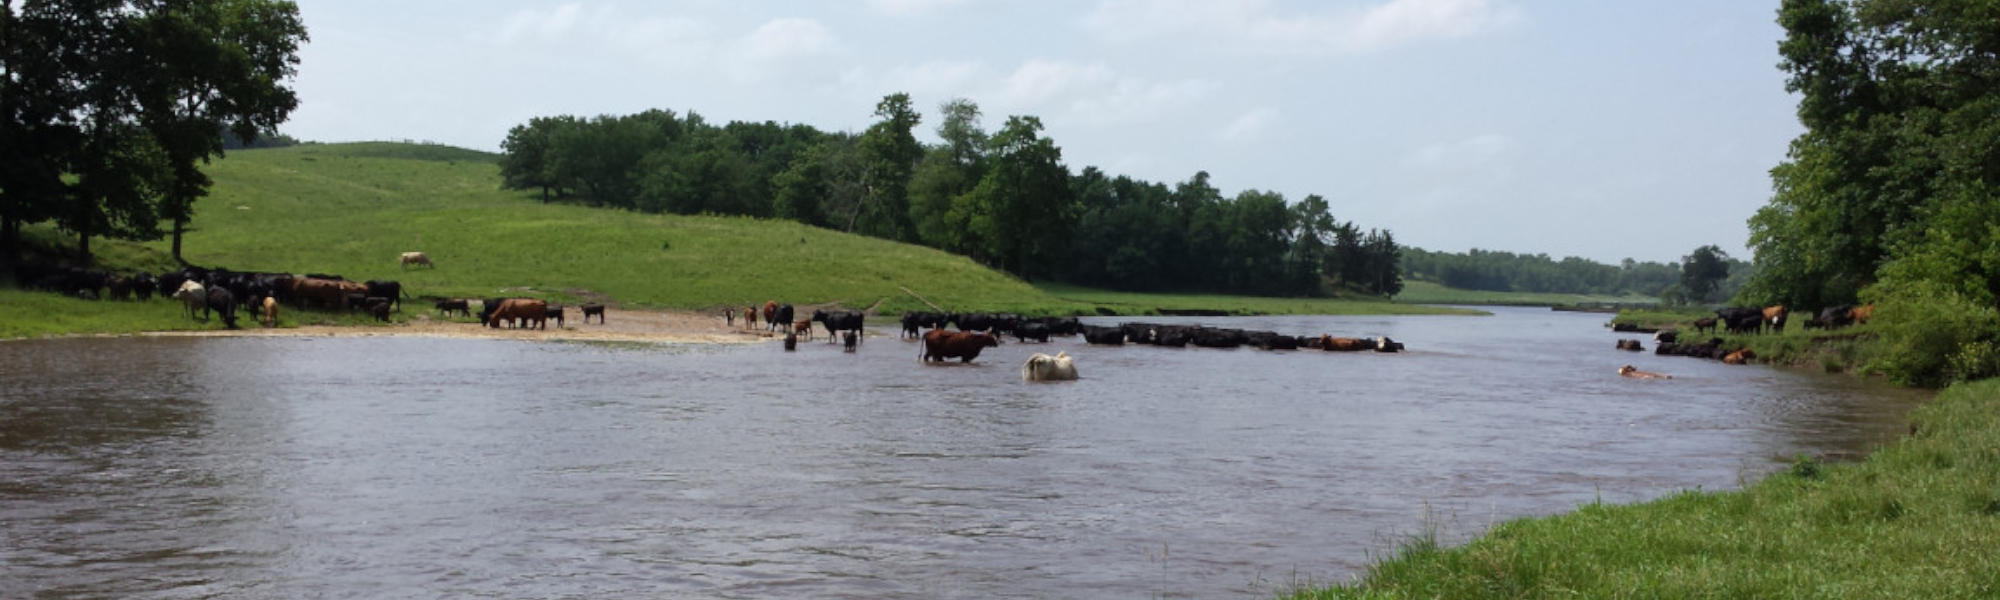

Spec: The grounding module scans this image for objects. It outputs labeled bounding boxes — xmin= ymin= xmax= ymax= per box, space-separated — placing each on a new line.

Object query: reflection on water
xmin=0 ymin=307 xmax=1928 ymax=599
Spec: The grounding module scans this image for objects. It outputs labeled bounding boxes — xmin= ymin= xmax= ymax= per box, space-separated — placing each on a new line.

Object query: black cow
xmin=365 ymin=280 xmax=405 ymax=311
xmin=207 ymin=287 xmax=240 ymax=329
xmin=1014 ymin=321 xmax=1050 ymax=343
xmin=435 ymin=298 xmax=471 ymax=317
xmin=546 ymin=306 xmax=566 ymax=328
xmin=813 ymin=310 xmax=865 ymax=345
xmin=581 ymin=304 xmax=606 ymax=324
xmin=901 ymin=311 xmax=947 ymax=338
xmin=1083 ymin=325 xmax=1125 ymax=345
xmin=773 ymin=304 xmax=795 ymax=333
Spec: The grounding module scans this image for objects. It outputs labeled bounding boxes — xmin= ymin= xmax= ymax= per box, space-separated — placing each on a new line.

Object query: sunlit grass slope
xmin=160 ymin=142 xmax=1089 ymax=315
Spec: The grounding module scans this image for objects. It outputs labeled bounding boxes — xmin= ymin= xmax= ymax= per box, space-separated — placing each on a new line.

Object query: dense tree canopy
xmin=1747 ymin=0 xmax=2000 ymax=385
xmin=499 ymin=95 xmax=1406 ymax=297
xmin=0 ymin=0 xmax=307 ymax=264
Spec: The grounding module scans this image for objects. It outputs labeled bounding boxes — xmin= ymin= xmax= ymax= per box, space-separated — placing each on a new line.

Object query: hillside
xmin=158 ymin=142 xmax=1091 ymax=316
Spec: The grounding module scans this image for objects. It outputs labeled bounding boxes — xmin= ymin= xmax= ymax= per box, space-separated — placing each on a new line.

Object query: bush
xmin=1867 ymin=281 xmax=2000 ymax=387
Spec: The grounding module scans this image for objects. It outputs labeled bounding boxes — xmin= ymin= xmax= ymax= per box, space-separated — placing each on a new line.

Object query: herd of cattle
xmin=1617 ymin=303 xmax=1877 ymax=366
xmin=885 ymin=310 xmax=1407 ymax=364
xmin=17 ymin=262 xmax=416 ymax=329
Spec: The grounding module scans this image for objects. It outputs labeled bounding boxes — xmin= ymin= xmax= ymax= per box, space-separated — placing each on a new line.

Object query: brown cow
xmin=762 ymin=301 xmax=779 ymax=330
xmin=1849 ymin=303 xmax=1874 ymax=324
xmin=1723 ymin=348 xmax=1757 ymax=365
xmin=487 ymin=298 xmax=549 ymax=330
xmin=286 ymin=276 xmax=367 ymax=311
xmin=1692 ymin=317 xmax=1717 ymax=335
xmin=1618 ymin=365 xmax=1671 ymax=379
xmin=794 ymin=319 xmax=813 ymax=341
xmin=1762 ymin=305 xmax=1788 ymax=333
xmin=743 ymin=306 xmax=757 ymax=329
xmin=1311 ymin=335 xmax=1377 ymax=352
xmin=921 ymin=329 xmax=999 ymax=363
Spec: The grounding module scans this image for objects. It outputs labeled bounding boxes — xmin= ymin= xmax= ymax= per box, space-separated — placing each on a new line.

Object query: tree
xmin=908 ymin=98 xmax=985 ymax=251
xmin=852 ymin=93 xmax=922 ymax=240
xmin=963 ymin=115 xmax=1073 ymax=278
xmin=0 ymin=0 xmax=307 ymax=264
xmin=1679 ymin=245 xmax=1731 ymax=304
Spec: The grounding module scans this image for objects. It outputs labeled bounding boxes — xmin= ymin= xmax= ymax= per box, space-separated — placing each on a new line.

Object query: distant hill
xmin=158 ymin=142 xmax=1089 ymax=315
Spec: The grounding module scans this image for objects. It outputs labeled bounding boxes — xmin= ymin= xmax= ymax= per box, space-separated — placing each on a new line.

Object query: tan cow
xmin=400 ymin=251 xmax=434 ymax=269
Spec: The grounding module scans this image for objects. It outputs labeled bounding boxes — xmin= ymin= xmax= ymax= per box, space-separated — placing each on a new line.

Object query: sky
xmin=282 ymin=0 xmax=1803 ymax=265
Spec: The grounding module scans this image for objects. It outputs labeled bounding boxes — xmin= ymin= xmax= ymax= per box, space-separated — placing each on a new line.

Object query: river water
xmin=0 ymin=306 xmax=1927 ymax=599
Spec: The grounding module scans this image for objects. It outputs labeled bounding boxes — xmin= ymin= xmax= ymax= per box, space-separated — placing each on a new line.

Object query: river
xmin=0 ymin=306 xmax=1927 ymax=599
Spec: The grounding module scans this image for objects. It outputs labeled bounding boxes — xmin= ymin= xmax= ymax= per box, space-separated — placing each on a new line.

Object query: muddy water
xmin=0 ymin=307 xmax=1927 ymax=599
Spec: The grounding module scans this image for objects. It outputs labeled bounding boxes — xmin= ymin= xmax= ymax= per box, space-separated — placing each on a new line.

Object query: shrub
xmin=1867 ymin=281 xmax=2000 ymax=387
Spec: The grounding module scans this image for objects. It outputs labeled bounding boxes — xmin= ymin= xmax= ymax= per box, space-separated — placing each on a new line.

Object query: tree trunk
xmin=172 ymin=218 xmax=186 ymax=264
xmin=77 ymin=232 xmax=92 ymax=264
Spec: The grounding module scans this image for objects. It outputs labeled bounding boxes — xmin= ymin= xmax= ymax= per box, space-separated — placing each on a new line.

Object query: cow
xmin=901 ymin=311 xmax=947 ymax=338
xmin=478 ymin=298 xmax=507 ymax=325
xmin=922 ymin=329 xmax=999 ymax=363
xmin=364 ymin=280 xmax=405 ymax=311
xmin=1654 ymin=330 xmax=1679 ymax=344
xmin=813 ymin=310 xmax=865 ymax=345
xmin=1083 ymin=325 xmax=1125 ymax=345
xmin=1723 ymin=348 xmax=1757 ymax=365
xmin=581 ymin=304 xmax=606 ymax=324
xmin=843 ymin=331 xmax=858 ymax=352
xmin=1312 ymin=336 xmax=1378 ymax=352
xmin=742 ymin=306 xmax=757 ymax=329
xmin=1022 ymin=351 xmax=1079 ymax=382
xmin=400 ymin=251 xmax=434 ymax=269
xmin=365 ymin=298 xmax=392 ymax=323
xmin=546 ymin=306 xmax=565 ymax=328
xmin=1015 ymin=321 xmax=1051 ymax=343
xmin=435 ymin=298 xmax=471 ymax=318
xmin=207 ymin=287 xmax=240 ymax=329
xmin=173 ymin=280 xmax=207 ymax=320
xmin=132 ymin=272 xmax=157 ymax=301
xmin=1618 ymin=365 xmax=1671 ymax=379
xmin=260 ymin=296 xmax=279 ymax=327
xmin=1616 ymin=339 xmax=1644 ymax=351
xmin=794 ymin=319 xmax=814 ymax=341
xmin=487 ymin=298 xmax=549 ymax=330
xmin=762 ymin=301 xmax=780 ymax=331
xmin=1762 ymin=305 xmax=1789 ymax=333
xmin=1849 ymin=303 xmax=1874 ymax=324
xmin=287 ymin=276 xmax=365 ymax=311
xmin=772 ymin=304 xmax=795 ymax=333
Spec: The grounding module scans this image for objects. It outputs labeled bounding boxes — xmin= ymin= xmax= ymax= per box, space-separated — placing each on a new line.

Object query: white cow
xmin=399 ymin=251 xmax=434 ymax=269
xmin=172 ymin=280 xmax=207 ymax=320
xmin=1021 ymin=351 xmax=1078 ymax=382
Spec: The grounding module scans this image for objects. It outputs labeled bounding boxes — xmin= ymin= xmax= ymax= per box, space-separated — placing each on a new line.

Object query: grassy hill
xmin=157 ymin=142 xmax=1093 ymax=315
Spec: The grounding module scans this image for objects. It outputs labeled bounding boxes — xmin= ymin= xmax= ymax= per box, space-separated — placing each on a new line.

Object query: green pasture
xmin=153 ymin=142 xmax=1092 ymax=316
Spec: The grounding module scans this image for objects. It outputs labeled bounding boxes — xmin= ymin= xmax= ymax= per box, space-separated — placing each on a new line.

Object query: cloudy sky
xmin=283 ymin=0 xmax=1800 ymax=265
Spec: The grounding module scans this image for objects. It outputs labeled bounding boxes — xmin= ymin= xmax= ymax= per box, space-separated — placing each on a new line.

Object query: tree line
xmin=0 ymin=0 xmax=307 ymax=266
xmin=499 ymin=94 xmax=1404 ymax=297
xmin=1401 ymin=246 xmax=1749 ymax=303
xmin=1747 ymin=0 xmax=1999 ymax=386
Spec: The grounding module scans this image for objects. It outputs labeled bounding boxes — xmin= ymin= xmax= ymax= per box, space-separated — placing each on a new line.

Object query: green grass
xmin=150 ymin=142 xmax=1095 ymax=316
xmin=1286 ymin=378 xmax=1998 ymax=600
xmin=1395 ymin=280 xmax=1657 ymax=308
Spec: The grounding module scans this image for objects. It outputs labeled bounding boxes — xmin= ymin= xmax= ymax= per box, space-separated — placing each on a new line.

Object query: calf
xmin=546 ymin=306 xmax=566 ymax=328
xmin=842 ymin=331 xmax=858 ymax=352
xmin=581 ymin=304 xmax=606 ymax=324
xmin=435 ymin=298 xmax=471 ymax=318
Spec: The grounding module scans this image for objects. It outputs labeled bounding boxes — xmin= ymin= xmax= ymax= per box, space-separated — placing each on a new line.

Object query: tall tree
xmin=0 ymin=0 xmax=306 ymax=264
xmin=963 ymin=115 xmax=1072 ymax=278
xmin=1679 ymin=244 xmax=1731 ymax=303
xmin=853 ymin=92 xmax=921 ymax=240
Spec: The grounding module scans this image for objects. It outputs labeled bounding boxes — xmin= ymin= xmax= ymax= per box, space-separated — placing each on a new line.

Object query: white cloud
xmin=994 ymin=60 xmax=1115 ymax=108
xmin=1085 ymin=0 xmax=1519 ymax=54
xmin=737 ymin=18 xmax=839 ymax=64
xmin=1216 ymin=107 xmax=1281 ymax=144
xmin=862 ymin=0 xmax=977 ymax=16
xmin=496 ymin=3 xmax=586 ymax=43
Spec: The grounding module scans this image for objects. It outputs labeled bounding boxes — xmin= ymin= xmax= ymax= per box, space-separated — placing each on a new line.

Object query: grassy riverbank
xmin=1288 ymin=377 xmax=1995 ymax=599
